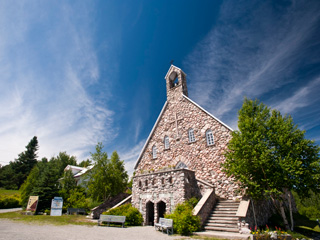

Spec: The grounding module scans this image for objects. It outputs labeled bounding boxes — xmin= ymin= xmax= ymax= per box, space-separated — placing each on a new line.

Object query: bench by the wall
xmin=98 ymin=215 xmax=126 ymax=228
xmin=155 ymin=217 xmax=173 ymax=235
xmin=67 ymin=208 xmax=86 ymax=215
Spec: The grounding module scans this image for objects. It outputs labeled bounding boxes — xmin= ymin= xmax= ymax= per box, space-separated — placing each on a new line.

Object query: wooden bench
xmin=67 ymin=208 xmax=86 ymax=215
xmin=98 ymin=215 xmax=126 ymax=228
xmin=155 ymin=218 xmax=173 ymax=235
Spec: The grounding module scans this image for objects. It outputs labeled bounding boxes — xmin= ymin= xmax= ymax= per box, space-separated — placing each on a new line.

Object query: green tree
xmin=11 ymin=136 xmax=39 ymax=189
xmin=31 ymin=159 xmax=60 ymax=212
xmin=20 ymin=165 xmax=40 ymax=207
xmin=293 ymin=190 xmax=320 ymax=220
xmin=65 ymin=188 xmax=89 ymax=210
xmin=87 ymin=143 xmax=110 ymax=201
xmin=109 ymin=151 xmax=128 ymax=196
xmin=78 ymin=159 xmax=92 ymax=167
xmin=0 ymin=164 xmax=16 ymax=189
xmin=87 ymin=143 xmax=128 ymax=202
xmin=59 ymin=169 xmax=77 ymax=202
xmin=53 ymin=152 xmax=77 ymax=177
xmin=223 ymin=98 xmax=320 ymax=230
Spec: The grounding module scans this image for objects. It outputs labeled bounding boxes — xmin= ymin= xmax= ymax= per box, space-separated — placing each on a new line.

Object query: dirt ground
xmin=0 ymin=219 xmax=183 ymax=240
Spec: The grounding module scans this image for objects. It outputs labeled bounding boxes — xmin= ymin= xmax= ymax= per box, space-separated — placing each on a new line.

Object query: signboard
xmin=26 ymin=196 xmax=39 ymax=213
xmin=50 ymin=197 xmax=63 ymax=216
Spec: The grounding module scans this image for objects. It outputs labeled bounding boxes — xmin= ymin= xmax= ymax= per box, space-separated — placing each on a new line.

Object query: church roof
xmin=133 ymin=94 xmax=233 ymax=170
xmin=164 ymin=64 xmax=186 ymax=80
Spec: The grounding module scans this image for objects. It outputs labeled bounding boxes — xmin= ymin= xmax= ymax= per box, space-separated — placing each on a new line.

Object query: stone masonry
xmin=134 ymin=65 xmax=239 ymax=199
xmin=132 ymin=168 xmax=201 ymax=225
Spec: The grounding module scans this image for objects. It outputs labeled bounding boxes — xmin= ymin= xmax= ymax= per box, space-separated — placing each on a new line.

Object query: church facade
xmin=132 ymin=65 xmax=244 ymax=226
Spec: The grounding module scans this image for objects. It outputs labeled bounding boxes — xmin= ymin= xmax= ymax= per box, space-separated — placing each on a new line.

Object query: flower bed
xmin=250 ymin=226 xmax=292 ymax=240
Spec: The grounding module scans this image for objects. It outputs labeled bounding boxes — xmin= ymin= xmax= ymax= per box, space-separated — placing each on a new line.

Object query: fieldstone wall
xmin=134 ymin=90 xmax=239 ymax=199
xmin=132 ymin=169 xmax=201 ymax=225
xmin=241 ymin=198 xmax=276 ymax=228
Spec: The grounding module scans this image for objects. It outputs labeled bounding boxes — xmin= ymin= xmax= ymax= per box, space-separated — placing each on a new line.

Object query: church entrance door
xmin=146 ymin=201 xmax=154 ymax=226
xmin=157 ymin=201 xmax=166 ymax=222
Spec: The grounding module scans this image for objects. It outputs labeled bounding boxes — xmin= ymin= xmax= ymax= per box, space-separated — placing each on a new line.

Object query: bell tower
xmin=164 ymin=65 xmax=188 ymax=101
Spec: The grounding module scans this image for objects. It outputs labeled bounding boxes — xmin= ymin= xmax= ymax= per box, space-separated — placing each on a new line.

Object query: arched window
xmin=188 ymin=128 xmax=195 ymax=143
xmin=164 ymin=136 xmax=170 ymax=149
xmin=152 ymin=145 xmax=157 ymax=159
xmin=206 ymin=129 xmax=214 ymax=146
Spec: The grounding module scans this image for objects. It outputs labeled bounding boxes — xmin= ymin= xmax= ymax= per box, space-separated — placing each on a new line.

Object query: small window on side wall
xmin=152 ymin=145 xmax=157 ymax=159
xmin=164 ymin=136 xmax=170 ymax=149
xmin=188 ymin=128 xmax=195 ymax=143
xmin=206 ymin=129 xmax=214 ymax=146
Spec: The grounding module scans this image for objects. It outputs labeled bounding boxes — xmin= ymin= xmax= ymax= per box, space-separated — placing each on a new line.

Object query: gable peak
xmin=165 ymin=65 xmax=188 ymax=100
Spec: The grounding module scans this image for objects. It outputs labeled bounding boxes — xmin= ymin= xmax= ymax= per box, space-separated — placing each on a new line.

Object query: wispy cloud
xmin=0 ymin=1 xmax=116 ymax=164
xmin=272 ymin=77 xmax=320 ymax=114
xmin=119 ymin=139 xmax=146 ymax=177
xmin=184 ymin=0 xmax=320 ymax=130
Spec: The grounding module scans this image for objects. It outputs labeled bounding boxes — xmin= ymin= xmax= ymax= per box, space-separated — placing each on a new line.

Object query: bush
xmin=0 ymin=195 xmax=21 ymax=209
xmin=65 ymin=188 xmax=89 ymax=211
xmin=103 ymin=203 xmax=143 ymax=226
xmin=165 ymin=198 xmax=201 ymax=235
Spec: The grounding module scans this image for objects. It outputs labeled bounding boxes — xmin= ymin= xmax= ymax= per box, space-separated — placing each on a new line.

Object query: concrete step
xmin=209 ymin=213 xmax=238 ymax=217
xmin=212 ymin=210 xmax=237 ymax=214
xmin=207 ymin=219 xmax=238 ymax=224
xmin=206 ymin=223 xmax=238 ymax=228
xmin=209 ymin=216 xmax=238 ymax=221
xmin=204 ymin=226 xmax=239 ymax=233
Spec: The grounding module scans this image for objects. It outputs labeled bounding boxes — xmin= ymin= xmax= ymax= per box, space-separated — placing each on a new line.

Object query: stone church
xmin=131 ymin=65 xmax=272 ymax=231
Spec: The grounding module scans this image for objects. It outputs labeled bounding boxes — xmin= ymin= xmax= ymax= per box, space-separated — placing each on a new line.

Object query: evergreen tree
xmin=31 ymin=159 xmax=60 ymax=212
xmin=11 ymin=136 xmax=39 ymax=188
xmin=223 ymin=98 xmax=320 ymax=230
xmin=0 ymin=164 xmax=16 ymax=189
xmin=20 ymin=165 xmax=40 ymax=207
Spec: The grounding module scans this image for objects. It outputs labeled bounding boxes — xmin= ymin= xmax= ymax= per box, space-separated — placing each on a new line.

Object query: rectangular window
xmin=164 ymin=136 xmax=170 ymax=149
xmin=152 ymin=145 xmax=157 ymax=159
xmin=206 ymin=130 xmax=214 ymax=146
xmin=188 ymin=129 xmax=195 ymax=143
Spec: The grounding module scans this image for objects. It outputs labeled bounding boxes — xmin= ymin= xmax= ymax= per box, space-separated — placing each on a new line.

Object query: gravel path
xmin=0 ymin=219 xmax=184 ymax=240
xmin=0 ymin=208 xmax=22 ymax=213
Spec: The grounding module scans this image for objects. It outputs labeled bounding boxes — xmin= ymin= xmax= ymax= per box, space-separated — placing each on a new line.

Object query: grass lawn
xmin=0 ymin=211 xmax=96 ymax=226
xmin=0 ymin=189 xmax=21 ymax=196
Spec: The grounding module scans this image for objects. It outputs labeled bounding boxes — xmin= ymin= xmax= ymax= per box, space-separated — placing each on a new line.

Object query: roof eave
xmin=134 ymin=101 xmax=168 ymax=170
xmin=183 ymin=95 xmax=233 ymax=131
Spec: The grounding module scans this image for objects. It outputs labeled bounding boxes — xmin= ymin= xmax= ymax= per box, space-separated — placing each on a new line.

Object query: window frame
xmin=164 ymin=136 xmax=170 ymax=149
xmin=152 ymin=145 xmax=157 ymax=159
xmin=206 ymin=129 xmax=214 ymax=146
xmin=188 ymin=128 xmax=195 ymax=143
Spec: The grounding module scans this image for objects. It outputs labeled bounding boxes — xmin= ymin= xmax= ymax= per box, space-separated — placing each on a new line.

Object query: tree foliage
xmin=87 ymin=143 xmax=128 ymax=202
xmin=292 ymin=190 xmax=320 ymax=220
xmin=19 ymin=152 xmax=78 ymax=212
xmin=223 ymin=98 xmax=320 ymax=229
xmin=0 ymin=136 xmax=39 ymax=189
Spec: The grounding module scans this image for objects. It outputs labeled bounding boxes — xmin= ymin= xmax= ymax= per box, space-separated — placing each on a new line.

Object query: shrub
xmin=165 ymin=198 xmax=201 ymax=235
xmin=0 ymin=195 xmax=21 ymax=209
xmin=65 ymin=188 xmax=89 ymax=211
xmin=103 ymin=203 xmax=143 ymax=226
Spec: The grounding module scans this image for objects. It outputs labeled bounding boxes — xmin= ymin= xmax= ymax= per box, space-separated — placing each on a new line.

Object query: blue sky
xmin=0 ymin=0 xmax=319 ymax=175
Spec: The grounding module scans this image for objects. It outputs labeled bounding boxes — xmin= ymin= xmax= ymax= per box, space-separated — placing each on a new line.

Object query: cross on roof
xmin=170 ymin=112 xmax=184 ymax=140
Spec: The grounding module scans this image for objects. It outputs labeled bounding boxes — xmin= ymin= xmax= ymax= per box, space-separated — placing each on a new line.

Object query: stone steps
xmin=204 ymin=199 xmax=240 ymax=233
